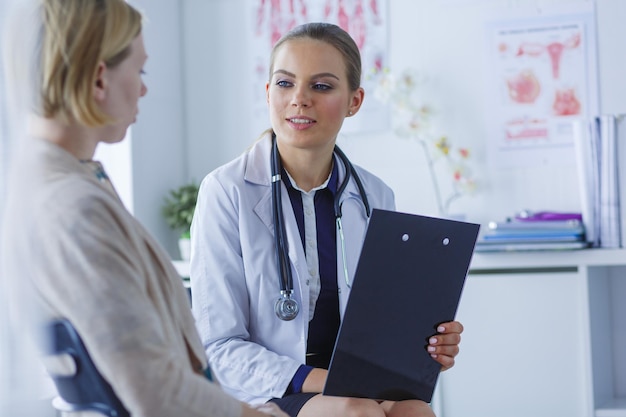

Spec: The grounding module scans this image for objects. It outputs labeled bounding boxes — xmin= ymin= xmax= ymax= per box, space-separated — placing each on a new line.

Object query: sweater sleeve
xmin=31 ymin=188 xmax=244 ymax=417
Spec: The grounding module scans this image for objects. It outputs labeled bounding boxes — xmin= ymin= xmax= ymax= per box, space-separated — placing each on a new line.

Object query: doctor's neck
xmin=278 ymin=144 xmax=335 ymax=193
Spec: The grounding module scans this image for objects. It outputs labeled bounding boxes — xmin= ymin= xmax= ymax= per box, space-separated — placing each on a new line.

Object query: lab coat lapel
xmin=246 ymin=136 xmax=275 ymax=228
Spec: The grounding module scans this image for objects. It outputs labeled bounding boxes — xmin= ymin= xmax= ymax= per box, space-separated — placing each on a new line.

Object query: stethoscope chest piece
xmin=275 ymin=290 xmax=299 ymax=321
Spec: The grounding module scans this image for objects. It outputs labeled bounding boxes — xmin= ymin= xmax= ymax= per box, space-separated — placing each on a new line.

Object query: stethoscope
xmin=271 ymin=134 xmax=371 ymax=321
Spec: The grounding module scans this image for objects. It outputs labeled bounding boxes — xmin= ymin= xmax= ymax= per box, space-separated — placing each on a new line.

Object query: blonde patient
xmin=0 ymin=1 xmax=287 ymax=416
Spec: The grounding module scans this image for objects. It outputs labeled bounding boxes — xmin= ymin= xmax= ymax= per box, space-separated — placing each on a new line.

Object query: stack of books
xmin=475 ymin=211 xmax=589 ymax=252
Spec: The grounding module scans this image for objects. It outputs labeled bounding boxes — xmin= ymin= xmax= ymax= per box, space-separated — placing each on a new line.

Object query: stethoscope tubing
xmin=271 ymin=137 xmax=294 ymax=296
xmin=271 ymin=134 xmax=370 ymax=320
xmin=332 ymin=146 xmax=371 ymax=219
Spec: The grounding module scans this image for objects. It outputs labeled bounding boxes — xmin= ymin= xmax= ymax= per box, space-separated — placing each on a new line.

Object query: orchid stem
xmin=417 ymin=139 xmax=446 ymax=216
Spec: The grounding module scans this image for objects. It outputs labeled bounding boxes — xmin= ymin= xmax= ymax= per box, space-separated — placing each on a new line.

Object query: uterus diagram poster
xmin=247 ymin=0 xmax=390 ymax=136
xmin=485 ymin=4 xmax=598 ymax=167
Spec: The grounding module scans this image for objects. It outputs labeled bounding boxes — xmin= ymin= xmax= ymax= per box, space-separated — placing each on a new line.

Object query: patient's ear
xmin=93 ymin=62 xmax=106 ymax=102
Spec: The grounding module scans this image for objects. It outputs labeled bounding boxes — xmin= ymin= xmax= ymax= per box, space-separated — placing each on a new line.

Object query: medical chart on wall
xmin=247 ymin=0 xmax=390 ymax=136
xmin=485 ymin=4 xmax=598 ymax=167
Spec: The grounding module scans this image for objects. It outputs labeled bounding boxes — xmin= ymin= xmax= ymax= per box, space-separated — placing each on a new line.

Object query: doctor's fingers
xmin=427 ymin=342 xmax=459 ymax=359
xmin=431 ymin=350 xmax=456 ymax=372
xmin=428 ymin=331 xmax=461 ymax=348
xmin=437 ymin=320 xmax=464 ymax=335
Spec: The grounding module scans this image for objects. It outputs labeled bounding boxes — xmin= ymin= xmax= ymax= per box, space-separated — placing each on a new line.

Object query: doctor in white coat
xmin=190 ymin=22 xmax=463 ymax=417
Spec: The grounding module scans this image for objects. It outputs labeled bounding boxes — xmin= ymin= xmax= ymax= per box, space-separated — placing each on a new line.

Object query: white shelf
xmin=596 ymin=398 xmax=626 ymax=417
xmin=470 ymin=248 xmax=626 ymax=271
xmin=173 ymin=249 xmax=626 ymax=277
xmin=469 ymin=247 xmax=626 ymax=417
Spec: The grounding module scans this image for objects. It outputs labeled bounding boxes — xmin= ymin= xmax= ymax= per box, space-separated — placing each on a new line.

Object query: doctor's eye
xmin=312 ymin=82 xmax=332 ymax=91
xmin=276 ymin=80 xmax=293 ymax=88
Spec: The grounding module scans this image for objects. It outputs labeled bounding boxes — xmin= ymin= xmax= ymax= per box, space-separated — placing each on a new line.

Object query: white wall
xmin=126 ymin=0 xmax=254 ymax=257
xmin=119 ymin=0 xmax=626 ymax=254
xmin=342 ymin=0 xmax=594 ymax=222
xmin=0 ymin=1 xmax=7 ymax=212
xmin=123 ymin=0 xmax=188 ymax=256
xmin=596 ymin=0 xmax=626 ymax=115
xmin=181 ymin=0 xmax=259 ymax=180
xmin=177 ymin=0 xmax=626 ymax=231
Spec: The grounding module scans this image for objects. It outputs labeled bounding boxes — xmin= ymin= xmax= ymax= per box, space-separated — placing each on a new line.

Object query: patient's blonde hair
xmin=40 ymin=0 xmax=142 ymax=127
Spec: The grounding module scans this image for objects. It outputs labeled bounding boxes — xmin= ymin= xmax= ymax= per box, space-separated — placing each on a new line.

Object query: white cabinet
xmin=174 ymin=250 xmax=626 ymax=416
xmin=436 ymin=249 xmax=626 ymax=417
xmin=588 ymin=265 xmax=626 ymax=416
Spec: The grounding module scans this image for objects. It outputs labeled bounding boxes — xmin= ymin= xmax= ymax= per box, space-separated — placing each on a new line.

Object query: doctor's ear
xmin=347 ymin=87 xmax=365 ymax=117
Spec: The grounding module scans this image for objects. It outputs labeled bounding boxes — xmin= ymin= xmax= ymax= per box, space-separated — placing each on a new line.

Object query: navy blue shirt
xmin=282 ymin=161 xmax=340 ymax=395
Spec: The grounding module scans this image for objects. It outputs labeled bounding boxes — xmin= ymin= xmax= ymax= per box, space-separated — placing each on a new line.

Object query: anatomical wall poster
xmin=485 ymin=4 xmax=598 ymax=167
xmin=248 ymin=0 xmax=389 ymax=135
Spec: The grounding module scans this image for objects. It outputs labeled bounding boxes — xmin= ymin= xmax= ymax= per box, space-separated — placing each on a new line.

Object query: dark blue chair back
xmin=43 ymin=319 xmax=130 ymax=417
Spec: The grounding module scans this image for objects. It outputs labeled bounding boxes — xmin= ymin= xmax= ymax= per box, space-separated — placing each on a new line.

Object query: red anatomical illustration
xmin=552 ymin=88 xmax=581 ymax=116
xmin=507 ymin=70 xmax=541 ymax=104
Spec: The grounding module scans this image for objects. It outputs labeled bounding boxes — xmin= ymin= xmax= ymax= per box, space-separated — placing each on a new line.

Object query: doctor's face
xmin=266 ymin=38 xmax=363 ymax=153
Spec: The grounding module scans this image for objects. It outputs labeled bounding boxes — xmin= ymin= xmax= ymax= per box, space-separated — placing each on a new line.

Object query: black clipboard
xmin=323 ymin=209 xmax=480 ymax=403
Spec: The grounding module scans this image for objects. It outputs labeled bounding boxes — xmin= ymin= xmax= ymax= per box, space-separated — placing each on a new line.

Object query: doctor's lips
xmin=286 ymin=116 xmax=316 ymax=129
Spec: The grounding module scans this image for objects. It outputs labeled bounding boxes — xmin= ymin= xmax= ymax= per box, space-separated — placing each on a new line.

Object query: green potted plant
xmin=162 ymin=181 xmax=199 ymax=260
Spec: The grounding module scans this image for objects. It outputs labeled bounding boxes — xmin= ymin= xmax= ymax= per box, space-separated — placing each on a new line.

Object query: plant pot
xmin=178 ymin=237 xmax=191 ymax=261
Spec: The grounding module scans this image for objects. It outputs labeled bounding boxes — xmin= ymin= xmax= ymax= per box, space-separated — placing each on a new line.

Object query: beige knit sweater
xmin=1 ymin=138 xmax=242 ymax=417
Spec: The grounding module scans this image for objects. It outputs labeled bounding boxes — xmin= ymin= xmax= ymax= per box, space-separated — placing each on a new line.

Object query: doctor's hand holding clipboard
xmin=300 ymin=321 xmax=463 ymax=390
xmin=190 ymin=22 xmax=464 ymax=417
xmin=429 ymin=321 xmax=464 ymax=372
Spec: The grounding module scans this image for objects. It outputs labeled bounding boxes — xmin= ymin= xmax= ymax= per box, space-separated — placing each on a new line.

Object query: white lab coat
xmin=190 ymin=135 xmax=395 ymax=404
